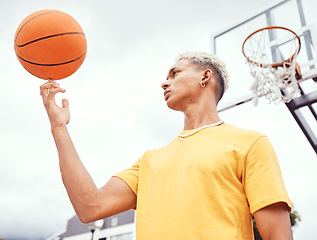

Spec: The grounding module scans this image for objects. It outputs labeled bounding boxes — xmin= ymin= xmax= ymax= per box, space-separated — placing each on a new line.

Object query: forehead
xmin=170 ymin=59 xmax=193 ymax=70
xmin=166 ymin=59 xmax=201 ymax=79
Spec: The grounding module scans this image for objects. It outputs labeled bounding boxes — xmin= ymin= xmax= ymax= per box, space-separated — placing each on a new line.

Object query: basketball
xmin=14 ymin=9 xmax=87 ymax=80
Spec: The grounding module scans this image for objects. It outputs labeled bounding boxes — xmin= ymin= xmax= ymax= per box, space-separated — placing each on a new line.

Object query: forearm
xmin=52 ymin=126 xmax=100 ymax=221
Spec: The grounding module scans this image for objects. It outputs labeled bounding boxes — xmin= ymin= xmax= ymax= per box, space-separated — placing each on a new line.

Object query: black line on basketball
xmin=14 ymin=11 xmax=61 ymax=43
xmin=16 ymin=52 xmax=86 ymax=66
xmin=15 ymin=32 xmax=85 ymax=47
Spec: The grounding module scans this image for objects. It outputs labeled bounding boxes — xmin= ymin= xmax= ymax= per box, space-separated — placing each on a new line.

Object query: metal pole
xmin=90 ymin=229 xmax=95 ymax=240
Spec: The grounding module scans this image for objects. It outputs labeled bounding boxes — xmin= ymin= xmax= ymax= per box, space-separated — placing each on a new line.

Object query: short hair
xmin=176 ymin=51 xmax=229 ymax=102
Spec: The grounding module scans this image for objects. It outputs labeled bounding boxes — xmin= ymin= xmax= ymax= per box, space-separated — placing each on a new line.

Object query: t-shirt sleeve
xmin=113 ymin=158 xmax=141 ymax=196
xmin=243 ymin=136 xmax=292 ymax=214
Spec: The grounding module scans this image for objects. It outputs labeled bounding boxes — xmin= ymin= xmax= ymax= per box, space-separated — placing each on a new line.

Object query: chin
xmin=166 ymin=100 xmax=182 ymax=112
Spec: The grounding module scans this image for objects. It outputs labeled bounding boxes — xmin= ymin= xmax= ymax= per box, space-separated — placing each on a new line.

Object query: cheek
xmin=180 ymin=81 xmax=199 ymax=96
xmin=176 ymin=78 xmax=197 ymax=92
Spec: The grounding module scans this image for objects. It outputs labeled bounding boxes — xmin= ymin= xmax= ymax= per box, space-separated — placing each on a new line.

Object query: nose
xmin=161 ymin=80 xmax=170 ymax=90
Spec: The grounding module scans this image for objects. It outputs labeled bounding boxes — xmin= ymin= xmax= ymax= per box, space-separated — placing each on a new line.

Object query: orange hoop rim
xmin=242 ymin=26 xmax=301 ymax=68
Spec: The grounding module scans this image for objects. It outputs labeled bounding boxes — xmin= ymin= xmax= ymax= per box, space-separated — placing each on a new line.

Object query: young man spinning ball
xmin=40 ymin=52 xmax=293 ymax=239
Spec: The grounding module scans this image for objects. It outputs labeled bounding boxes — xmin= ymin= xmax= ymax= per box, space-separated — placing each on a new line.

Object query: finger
xmin=40 ymin=81 xmax=60 ymax=99
xmin=62 ymin=98 xmax=69 ymax=110
xmin=40 ymin=80 xmax=59 ymax=91
xmin=46 ymin=87 xmax=66 ymax=102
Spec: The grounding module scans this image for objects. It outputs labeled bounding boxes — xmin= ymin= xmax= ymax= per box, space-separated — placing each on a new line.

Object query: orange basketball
xmin=14 ymin=9 xmax=87 ymax=80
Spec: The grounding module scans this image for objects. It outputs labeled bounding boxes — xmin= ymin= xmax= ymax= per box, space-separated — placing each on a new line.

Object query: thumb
xmin=62 ymin=98 xmax=69 ymax=109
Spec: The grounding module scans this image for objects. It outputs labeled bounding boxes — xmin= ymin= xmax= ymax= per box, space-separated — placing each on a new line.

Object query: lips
xmin=164 ymin=90 xmax=170 ymax=100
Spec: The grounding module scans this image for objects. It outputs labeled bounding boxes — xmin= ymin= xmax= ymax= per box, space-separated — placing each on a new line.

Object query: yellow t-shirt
xmin=114 ymin=124 xmax=291 ymax=240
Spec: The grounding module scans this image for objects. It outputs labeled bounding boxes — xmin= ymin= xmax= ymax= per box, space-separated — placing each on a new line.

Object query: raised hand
xmin=40 ymin=80 xmax=70 ymax=129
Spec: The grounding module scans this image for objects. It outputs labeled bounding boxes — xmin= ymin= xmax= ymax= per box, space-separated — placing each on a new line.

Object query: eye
xmin=173 ymin=71 xmax=179 ymax=77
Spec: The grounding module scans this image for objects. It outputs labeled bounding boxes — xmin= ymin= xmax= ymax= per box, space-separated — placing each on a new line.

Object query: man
xmin=40 ymin=52 xmax=293 ymax=239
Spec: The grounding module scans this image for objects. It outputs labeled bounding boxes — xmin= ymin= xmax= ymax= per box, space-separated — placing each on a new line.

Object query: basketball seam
xmin=15 ymin=32 xmax=85 ymax=47
xmin=16 ymin=52 xmax=86 ymax=66
xmin=14 ymin=11 xmax=62 ymax=43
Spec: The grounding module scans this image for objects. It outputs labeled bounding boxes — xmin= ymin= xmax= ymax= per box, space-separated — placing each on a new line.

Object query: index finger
xmin=40 ymin=80 xmax=60 ymax=100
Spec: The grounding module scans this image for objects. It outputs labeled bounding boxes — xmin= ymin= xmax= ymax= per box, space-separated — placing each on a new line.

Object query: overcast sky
xmin=1 ymin=0 xmax=317 ymax=239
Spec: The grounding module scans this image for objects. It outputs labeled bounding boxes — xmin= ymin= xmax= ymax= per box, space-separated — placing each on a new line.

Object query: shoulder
xmin=212 ymin=124 xmax=274 ymax=157
xmin=222 ymin=124 xmax=264 ymax=136
xmin=219 ymin=124 xmax=266 ymax=143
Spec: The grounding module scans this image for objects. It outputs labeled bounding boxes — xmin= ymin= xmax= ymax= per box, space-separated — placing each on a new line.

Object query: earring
xmin=200 ymin=81 xmax=206 ymax=88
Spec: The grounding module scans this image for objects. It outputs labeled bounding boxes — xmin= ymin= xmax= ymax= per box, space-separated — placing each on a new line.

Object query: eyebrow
xmin=166 ymin=67 xmax=176 ymax=80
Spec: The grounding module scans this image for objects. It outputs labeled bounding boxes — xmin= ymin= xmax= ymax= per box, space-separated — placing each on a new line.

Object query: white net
xmin=243 ymin=27 xmax=301 ymax=104
xmin=247 ymin=55 xmax=300 ymax=104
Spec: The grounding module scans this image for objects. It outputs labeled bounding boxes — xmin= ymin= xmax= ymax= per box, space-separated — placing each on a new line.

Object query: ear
xmin=201 ymin=69 xmax=212 ymax=85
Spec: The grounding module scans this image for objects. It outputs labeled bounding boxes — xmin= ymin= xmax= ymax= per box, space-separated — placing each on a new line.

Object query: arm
xmin=253 ymin=202 xmax=293 ymax=240
xmin=40 ymin=81 xmax=136 ymax=223
xmin=242 ymin=136 xmax=293 ymax=239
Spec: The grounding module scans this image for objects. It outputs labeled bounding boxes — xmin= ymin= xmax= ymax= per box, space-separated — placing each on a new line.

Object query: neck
xmin=183 ymin=103 xmax=221 ymax=130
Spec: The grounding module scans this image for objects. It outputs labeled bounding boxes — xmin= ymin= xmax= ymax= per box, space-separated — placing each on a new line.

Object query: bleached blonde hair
xmin=176 ymin=51 xmax=229 ymax=101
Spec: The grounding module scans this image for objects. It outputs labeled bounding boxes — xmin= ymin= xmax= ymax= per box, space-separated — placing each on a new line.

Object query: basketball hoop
xmin=242 ymin=26 xmax=301 ymax=104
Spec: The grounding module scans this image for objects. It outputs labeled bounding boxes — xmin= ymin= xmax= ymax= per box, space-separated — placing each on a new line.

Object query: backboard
xmin=211 ymin=0 xmax=317 ymax=111
xmin=211 ymin=0 xmax=317 ymax=154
